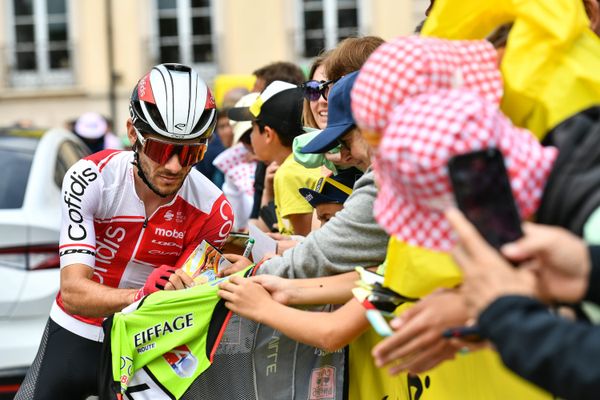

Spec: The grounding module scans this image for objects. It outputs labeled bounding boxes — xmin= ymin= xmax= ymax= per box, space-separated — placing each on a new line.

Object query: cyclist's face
xmin=138 ymin=148 xmax=192 ymax=196
xmin=127 ymin=120 xmax=193 ymax=197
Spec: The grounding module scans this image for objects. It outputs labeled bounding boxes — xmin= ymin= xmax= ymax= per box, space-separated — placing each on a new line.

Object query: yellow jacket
xmin=382 ymin=237 xmax=551 ymax=399
xmin=422 ymin=0 xmax=600 ymax=139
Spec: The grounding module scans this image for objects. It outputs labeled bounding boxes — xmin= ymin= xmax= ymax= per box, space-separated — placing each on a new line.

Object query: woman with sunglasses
xmin=15 ymin=63 xmax=234 ymax=400
xmin=302 ymin=53 xmax=332 ymax=130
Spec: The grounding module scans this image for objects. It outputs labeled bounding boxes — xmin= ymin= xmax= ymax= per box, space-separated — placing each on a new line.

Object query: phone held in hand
xmin=448 ymin=147 xmax=523 ymax=251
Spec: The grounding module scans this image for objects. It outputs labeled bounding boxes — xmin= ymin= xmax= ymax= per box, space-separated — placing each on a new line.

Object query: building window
xmin=7 ymin=0 xmax=73 ymax=88
xmin=154 ymin=0 xmax=215 ymax=81
xmin=299 ymin=0 xmax=361 ymax=58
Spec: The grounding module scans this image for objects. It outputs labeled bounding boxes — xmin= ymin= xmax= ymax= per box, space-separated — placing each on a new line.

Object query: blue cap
xmin=299 ymin=167 xmax=363 ymax=207
xmin=301 ymin=71 xmax=359 ymax=154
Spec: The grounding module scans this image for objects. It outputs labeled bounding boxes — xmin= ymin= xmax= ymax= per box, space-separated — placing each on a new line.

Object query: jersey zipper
xmin=132 ymin=201 xmax=175 ymax=264
xmin=131 ymin=217 xmax=149 ymax=265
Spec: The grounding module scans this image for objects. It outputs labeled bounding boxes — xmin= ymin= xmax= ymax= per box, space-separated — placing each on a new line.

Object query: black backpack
xmin=537 ymin=106 xmax=600 ymax=236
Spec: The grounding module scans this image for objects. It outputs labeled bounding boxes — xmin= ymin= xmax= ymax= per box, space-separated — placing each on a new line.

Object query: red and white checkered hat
xmin=351 ymin=35 xmax=502 ymax=133
xmin=373 ymin=89 xmax=558 ymax=251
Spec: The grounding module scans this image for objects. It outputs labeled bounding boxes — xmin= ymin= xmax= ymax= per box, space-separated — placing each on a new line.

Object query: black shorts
xmin=14 ymin=318 xmax=102 ymax=400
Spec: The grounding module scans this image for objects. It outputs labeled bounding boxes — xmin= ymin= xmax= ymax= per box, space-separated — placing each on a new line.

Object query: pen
xmin=442 ymin=326 xmax=484 ymax=342
xmin=242 ymin=238 xmax=255 ymax=258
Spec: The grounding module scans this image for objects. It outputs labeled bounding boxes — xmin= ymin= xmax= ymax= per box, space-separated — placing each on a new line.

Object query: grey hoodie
xmin=258 ymin=169 xmax=389 ymax=278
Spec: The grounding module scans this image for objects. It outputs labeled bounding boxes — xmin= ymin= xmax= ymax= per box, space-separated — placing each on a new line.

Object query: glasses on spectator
xmin=134 ymin=127 xmax=208 ymax=167
xmin=301 ymin=78 xmax=339 ymax=102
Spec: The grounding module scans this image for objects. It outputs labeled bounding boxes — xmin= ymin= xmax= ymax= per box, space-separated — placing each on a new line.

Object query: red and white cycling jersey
xmin=52 ymin=150 xmax=233 ymax=341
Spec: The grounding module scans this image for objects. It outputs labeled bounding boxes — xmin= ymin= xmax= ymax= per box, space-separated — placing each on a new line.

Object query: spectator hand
xmin=249 ymin=275 xmax=294 ymax=305
xmin=218 ymin=253 xmax=253 ymax=277
xmin=133 ymin=264 xmax=176 ymax=302
xmin=501 ymin=222 xmax=590 ymax=303
xmin=218 ymin=275 xmax=275 ymax=322
xmin=371 ymin=289 xmax=467 ymax=375
xmin=267 ymin=232 xmax=290 ymax=240
xmin=446 ymin=208 xmax=536 ymax=317
xmin=263 ymin=161 xmax=280 ymax=202
xmin=276 ymin=239 xmax=299 ymax=255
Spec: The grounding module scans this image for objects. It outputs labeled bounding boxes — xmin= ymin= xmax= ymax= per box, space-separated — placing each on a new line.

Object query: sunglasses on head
xmin=301 ymin=78 xmax=338 ymax=102
xmin=134 ymin=127 xmax=208 ymax=167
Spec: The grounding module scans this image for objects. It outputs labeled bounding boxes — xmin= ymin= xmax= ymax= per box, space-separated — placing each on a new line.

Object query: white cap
xmin=231 ymin=92 xmax=259 ymax=144
xmin=74 ymin=112 xmax=107 ymax=139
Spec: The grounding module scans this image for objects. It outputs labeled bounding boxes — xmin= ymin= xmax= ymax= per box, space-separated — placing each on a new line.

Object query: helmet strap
xmin=131 ymin=150 xmax=168 ymax=198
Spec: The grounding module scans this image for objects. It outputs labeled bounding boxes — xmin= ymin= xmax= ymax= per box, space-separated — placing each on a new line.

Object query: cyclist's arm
xmin=59 ymin=159 xmax=135 ymax=317
xmin=60 ymin=263 xmax=137 ymax=317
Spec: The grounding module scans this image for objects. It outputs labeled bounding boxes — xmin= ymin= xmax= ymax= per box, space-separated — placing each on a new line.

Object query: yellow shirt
xmin=273 ymin=154 xmax=321 ymax=235
xmin=422 ymin=0 xmax=600 ymax=139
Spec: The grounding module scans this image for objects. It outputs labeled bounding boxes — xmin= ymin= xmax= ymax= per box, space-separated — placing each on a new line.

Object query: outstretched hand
xmin=218 ymin=275 xmax=276 ymax=322
xmin=218 ymin=253 xmax=253 ymax=277
xmin=371 ymin=289 xmax=466 ymax=375
xmin=249 ymin=275 xmax=294 ymax=305
xmin=446 ymin=208 xmax=536 ymax=317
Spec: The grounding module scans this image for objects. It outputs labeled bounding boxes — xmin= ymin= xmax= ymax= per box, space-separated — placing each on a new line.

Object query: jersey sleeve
xmin=59 ymin=159 xmax=102 ymax=269
xmin=175 ymin=193 xmax=234 ymax=267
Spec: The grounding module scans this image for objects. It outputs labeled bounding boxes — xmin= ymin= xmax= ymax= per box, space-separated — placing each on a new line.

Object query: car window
xmin=54 ymin=141 xmax=90 ymax=187
xmin=0 ymin=149 xmax=33 ymax=209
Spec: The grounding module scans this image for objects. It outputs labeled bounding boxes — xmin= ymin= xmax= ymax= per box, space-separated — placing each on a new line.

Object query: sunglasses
xmin=301 ymin=78 xmax=338 ymax=102
xmin=134 ymin=127 xmax=208 ymax=167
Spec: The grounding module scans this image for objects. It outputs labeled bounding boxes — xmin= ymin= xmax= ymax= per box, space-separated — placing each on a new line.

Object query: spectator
xmin=421 ymin=0 xmax=600 ymax=139
xmin=216 ymin=109 xmax=234 ymax=149
xmin=369 ymin=89 xmax=557 ymax=398
xmin=214 ymin=93 xmax=260 ymax=231
xmin=251 ymin=61 xmax=305 ymax=92
xmin=195 ymin=109 xmax=227 ymax=188
xmin=226 ymin=71 xmax=389 ymax=280
xmin=322 ymin=36 xmax=384 ymax=82
xmin=302 ymin=51 xmax=332 ymax=130
xmin=445 ymin=208 xmax=600 ymax=400
xmin=222 ymin=87 xmax=250 ymax=109
xmin=247 ymin=61 xmax=306 ymax=230
xmin=229 ymin=81 xmax=321 ymax=236
xmin=299 ymin=167 xmax=363 ymax=226
xmin=73 ymin=112 xmax=123 ymax=153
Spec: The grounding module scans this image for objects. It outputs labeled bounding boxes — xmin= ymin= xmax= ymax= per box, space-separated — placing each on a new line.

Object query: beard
xmin=137 ymin=153 xmax=188 ymax=197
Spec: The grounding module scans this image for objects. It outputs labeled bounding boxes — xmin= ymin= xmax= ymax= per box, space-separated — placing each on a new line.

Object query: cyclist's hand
xmin=133 ymin=264 xmax=176 ymax=302
xmin=165 ymin=269 xmax=195 ymax=291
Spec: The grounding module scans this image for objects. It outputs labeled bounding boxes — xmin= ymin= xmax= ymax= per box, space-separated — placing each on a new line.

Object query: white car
xmin=0 ymin=127 xmax=89 ymax=392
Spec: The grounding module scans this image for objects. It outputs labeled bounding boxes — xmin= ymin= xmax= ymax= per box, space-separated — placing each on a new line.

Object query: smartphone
xmin=448 ymin=148 xmax=523 ymax=250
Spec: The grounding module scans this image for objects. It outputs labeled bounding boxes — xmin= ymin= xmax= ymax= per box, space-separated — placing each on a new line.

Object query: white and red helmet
xmin=130 ymin=63 xmax=217 ymax=141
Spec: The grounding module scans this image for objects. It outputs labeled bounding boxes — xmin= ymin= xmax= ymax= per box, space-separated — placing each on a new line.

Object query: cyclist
xmin=15 ymin=63 xmax=234 ymax=399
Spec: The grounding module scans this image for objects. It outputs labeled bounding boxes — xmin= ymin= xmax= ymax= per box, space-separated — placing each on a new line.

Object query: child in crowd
xmin=228 ymin=81 xmax=321 ymax=236
xmin=299 ymin=167 xmax=363 ymax=226
xmin=213 ymin=93 xmax=260 ymax=231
